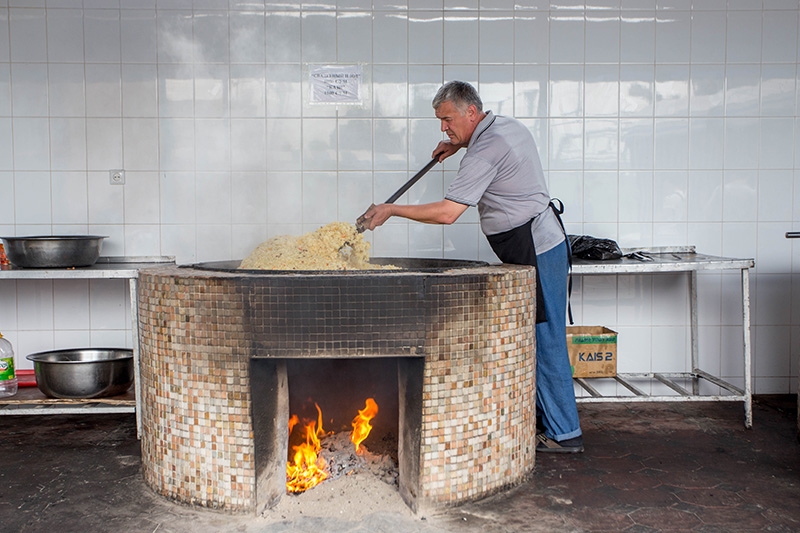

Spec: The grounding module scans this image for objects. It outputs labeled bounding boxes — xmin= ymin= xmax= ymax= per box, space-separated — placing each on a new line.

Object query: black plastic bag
xmin=568 ymin=234 xmax=623 ymax=261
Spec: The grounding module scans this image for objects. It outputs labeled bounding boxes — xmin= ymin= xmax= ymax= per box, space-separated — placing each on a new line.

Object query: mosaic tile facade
xmin=137 ymin=263 xmax=536 ymax=513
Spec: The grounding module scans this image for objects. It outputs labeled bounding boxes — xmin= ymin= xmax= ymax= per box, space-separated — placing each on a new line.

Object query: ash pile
xmin=319 ymin=431 xmax=399 ymax=487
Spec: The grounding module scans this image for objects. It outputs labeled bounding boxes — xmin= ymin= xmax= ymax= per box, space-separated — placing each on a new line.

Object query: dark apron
xmin=486 ymin=218 xmax=547 ymax=324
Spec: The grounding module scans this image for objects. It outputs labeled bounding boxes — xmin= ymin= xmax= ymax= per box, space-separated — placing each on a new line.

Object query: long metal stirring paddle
xmin=355 ymin=157 xmax=440 ymax=233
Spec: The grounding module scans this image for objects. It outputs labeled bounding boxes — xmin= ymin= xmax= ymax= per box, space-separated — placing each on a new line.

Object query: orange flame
xmin=350 ymin=398 xmax=379 ymax=452
xmin=314 ymin=402 xmax=326 ymax=437
xmin=286 ymin=404 xmax=328 ymax=493
xmin=286 ymin=399 xmax=380 ymax=493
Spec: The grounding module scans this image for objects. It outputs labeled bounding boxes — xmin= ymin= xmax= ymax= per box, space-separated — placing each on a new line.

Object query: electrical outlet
xmin=110 ymin=169 xmax=125 ymax=185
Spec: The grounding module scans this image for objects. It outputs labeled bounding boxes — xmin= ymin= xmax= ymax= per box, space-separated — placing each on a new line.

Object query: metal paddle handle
xmin=356 ymin=156 xmax=440 ymax=232
xmin=384 ymin=157 xmax=440 ymax=204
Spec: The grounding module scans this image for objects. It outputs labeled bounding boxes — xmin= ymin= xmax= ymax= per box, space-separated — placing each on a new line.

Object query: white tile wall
xmin=0 ymin=1 xmax=798 ymax=393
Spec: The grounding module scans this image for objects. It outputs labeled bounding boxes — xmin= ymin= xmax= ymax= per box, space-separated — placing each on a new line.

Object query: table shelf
xmin=574 ymin=372 xmax=746 ymax=403
xmin=570 ymin=246 xmax=754 ymax=427
xmin=0 ymin=256 xmax=174 ymax=434
xmin=0 ymin=386 xmax=135 ymax=415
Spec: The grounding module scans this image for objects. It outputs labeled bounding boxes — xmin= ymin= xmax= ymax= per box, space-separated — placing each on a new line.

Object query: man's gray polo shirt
xmin=445 ymin=111 xmax=565 ymax=255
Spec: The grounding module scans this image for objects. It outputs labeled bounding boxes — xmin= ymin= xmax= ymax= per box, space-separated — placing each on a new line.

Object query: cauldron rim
xmin=184 ymin=257 xmax=490 ymax=274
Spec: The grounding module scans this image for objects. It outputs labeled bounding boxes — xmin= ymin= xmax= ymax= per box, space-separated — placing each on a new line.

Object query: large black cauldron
xmin=187 ymin=257 xmax=489 ymax=274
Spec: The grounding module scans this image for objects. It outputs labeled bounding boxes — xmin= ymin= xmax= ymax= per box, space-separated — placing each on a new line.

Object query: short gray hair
xmin=432 ymin=81 xmax=483 ymax=114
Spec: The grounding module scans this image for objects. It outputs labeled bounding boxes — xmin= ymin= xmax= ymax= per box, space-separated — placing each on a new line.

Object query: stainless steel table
xmin=0 ymin=257 xmax=174 ymax=436
xmin=571 ymin=246 xmax=755 ymax=427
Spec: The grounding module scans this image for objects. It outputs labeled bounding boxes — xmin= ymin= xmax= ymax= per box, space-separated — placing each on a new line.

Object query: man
xmin=359 ymin=81 xmax=583 ymax=453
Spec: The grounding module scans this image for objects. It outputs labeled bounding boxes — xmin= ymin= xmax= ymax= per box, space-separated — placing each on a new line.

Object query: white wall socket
xmin=110 ymin=169 xmax=125 ymax=185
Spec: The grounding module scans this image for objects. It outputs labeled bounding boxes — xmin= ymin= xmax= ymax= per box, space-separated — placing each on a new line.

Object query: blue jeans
xmin=535 ymin=240 xmax=582 ymax=441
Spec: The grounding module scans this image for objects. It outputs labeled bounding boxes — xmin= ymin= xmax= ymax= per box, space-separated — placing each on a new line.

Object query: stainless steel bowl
xmin=0 ymin=235 xmax=107 ymax=268
xmin=26 ymin=348 xmax=134 ymax=399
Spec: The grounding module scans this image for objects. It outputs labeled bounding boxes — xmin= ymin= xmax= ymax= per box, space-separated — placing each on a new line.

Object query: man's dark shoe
xmin=536 ymin=434 xmax=584 ymax=454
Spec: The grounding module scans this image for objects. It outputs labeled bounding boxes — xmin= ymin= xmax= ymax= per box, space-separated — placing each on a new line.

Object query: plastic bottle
xmin=0 ymin=332 xmax=17 ymax=397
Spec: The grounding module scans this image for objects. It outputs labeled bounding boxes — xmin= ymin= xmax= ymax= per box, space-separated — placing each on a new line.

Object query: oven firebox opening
xmin=251 ymin=356 xmax=424 ymax=513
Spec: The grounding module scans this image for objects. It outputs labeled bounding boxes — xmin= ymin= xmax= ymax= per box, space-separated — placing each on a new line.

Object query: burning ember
xmin=286 ymin=398 xmax=379 ymax=494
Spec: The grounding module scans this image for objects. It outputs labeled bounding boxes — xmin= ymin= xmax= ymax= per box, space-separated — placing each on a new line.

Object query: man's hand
xmin=432 ymin=141 xmax=464 ymax=162
xmin=357 ymin=203 xmax=394 ymax=231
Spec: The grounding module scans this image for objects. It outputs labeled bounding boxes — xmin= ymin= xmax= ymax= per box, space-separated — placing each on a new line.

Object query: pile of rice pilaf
xmin=238 ymin=222 xmax=382 ymax=271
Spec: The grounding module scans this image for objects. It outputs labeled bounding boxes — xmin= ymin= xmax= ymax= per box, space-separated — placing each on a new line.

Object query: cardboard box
xmin=566 ymin=326 xmax=617 ymax=378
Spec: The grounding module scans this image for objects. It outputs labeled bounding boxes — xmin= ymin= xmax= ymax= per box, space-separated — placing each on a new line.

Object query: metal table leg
xmin=741 ymin=268 xmax=752 ymax=428
xmin=690 ymin=270 xmax=699 ymax=395
xmin=129 ymin=276 xmax=142 ymax=439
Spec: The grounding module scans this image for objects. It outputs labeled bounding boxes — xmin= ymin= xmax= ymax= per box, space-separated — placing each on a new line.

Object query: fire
xmin=286 ymin=398 xmax=379 ymax=493
xmin=350 ymin=398 xmax=378 ymax=452
xmin=285 ymin=404 xmax=329 ymax=494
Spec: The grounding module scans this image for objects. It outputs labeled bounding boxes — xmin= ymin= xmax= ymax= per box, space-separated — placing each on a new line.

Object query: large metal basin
xmin=0 ymin=235 xmax=107 ymax=268
xmin=26 ymin=348 xmax=133 ymax=399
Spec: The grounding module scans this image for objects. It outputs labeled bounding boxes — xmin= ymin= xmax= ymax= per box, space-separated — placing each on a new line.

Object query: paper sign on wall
xmin=309 ymin=64 xmax=363 ymax=104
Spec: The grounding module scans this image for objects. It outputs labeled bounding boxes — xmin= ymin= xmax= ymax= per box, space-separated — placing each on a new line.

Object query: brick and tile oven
xmin=137 ymin=259 xmax=537 ymax=515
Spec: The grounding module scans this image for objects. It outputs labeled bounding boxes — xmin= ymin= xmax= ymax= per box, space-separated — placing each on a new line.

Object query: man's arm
xmin=360 ymin=199 xmax=468 ymax=231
